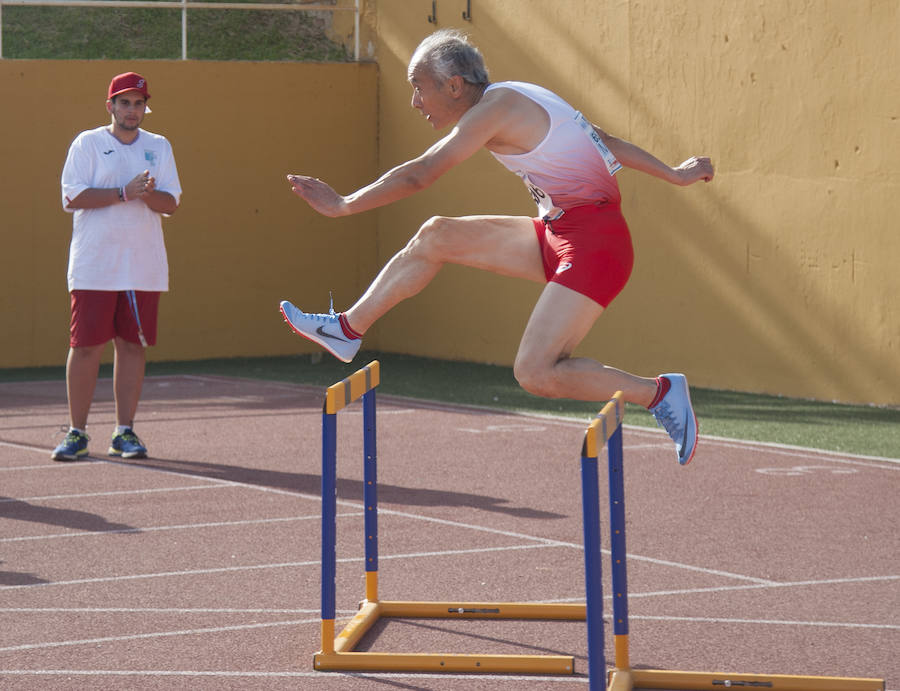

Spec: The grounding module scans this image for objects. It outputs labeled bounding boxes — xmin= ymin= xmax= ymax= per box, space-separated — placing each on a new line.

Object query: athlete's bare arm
xmin=287 ymin=94 xmax=499 ymax=217
xmin=287 ymin=88 xmax=548 ymax=218
xmin=593 ymin=125 xmax=714 ymax=186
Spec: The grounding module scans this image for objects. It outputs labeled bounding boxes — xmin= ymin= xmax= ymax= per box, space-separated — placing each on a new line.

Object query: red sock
xmin=647 ymin=376 xmax=671 ymax=409
xmin=338 ymin=313 xmax=362 ymax=340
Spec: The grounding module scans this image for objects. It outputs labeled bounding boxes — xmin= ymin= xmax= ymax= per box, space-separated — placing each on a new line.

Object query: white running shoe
xmin=650 ymin=373 xmax=698 ymax=465
xmin=279 ymin=300 xmax=361 ymax=363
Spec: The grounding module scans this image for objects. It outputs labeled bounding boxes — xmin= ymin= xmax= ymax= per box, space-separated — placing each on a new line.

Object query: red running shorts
xmin=532 ymin=203 xmax=634 ymax=308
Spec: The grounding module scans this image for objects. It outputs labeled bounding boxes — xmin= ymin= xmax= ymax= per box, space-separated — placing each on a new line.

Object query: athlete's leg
xmin=345 ymin=215 xmax=543 ymax=334
xmin=513 ymin=282 xmax=657 ymax=407
xmin=112 ymin=336 xmax=145 ymax=428
xmin=66 ymin=344 xmax=106 ymax=430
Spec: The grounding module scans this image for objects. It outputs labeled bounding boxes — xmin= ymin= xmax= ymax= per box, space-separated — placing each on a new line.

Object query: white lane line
xmin=0 ymin=440 xmax=50 ymax=454
xmin=626 ymin=574 xmax=900 ymax=599
xmin=629 ymin=614 xmax=900 ymax=630
xmin=0 ymin=513 xmax=362 ymax=543
xmin=546 ymin=574 xmax=900 ymax=604
xmin=0 ymin=670 xmax=591 ymax=683
xmin=0 ymin=607 xmax=894 ymax=658
xmin=621 ymin=552 xmax=779 ymax=585
xmin=696 ymin=434 xmax=900 ymax=465
xmin=0 ymin=543 xmax=564 ymax=591
xmin=372 ymin=505 xmax=779 ymax=585
xmin=5 ymin=537 xmax=894 ymax=599
xmin=0 ymin=463 xmax=81 ymax=471
xmin=0 ymin=618 xmax=317 ymax=653
xmin=0 ymin=607 xmax=332 ymax=614
xmin=0 ymin=485 xmax=223 ymax=504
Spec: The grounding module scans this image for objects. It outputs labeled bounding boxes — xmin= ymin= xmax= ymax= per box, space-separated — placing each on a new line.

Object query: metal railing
xmin=0 ymin=0 xmax=359 ymax=60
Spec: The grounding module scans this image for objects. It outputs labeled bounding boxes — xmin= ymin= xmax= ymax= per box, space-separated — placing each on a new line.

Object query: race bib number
xmin=574 ymin=111 xmax=622 ymax=176
xmin=521 ymin=172 xmax=564 ymax=220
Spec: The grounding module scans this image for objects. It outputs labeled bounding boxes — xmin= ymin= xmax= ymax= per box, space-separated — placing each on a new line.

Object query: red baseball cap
xmin=108 ymin=72 xmax=151 ymax=101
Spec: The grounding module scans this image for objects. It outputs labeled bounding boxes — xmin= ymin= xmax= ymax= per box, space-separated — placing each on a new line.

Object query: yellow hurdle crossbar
xmin=324 ymin=360 xmax=380 ymax=414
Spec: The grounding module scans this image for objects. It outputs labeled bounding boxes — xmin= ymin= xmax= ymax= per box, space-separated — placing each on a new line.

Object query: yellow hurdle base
xmin=314 ymin=599 xmax=580 ymax=675
xmin=314 ymin=599 xmax=885 ymax=689
xmin=314 ymin=651 xmax=574 ymax=674
xmin=612 ymin=668 xmax=885 ymax=691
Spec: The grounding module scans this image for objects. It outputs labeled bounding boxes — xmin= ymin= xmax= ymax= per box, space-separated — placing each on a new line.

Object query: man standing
xmin=281 ymin=30 xmax=713 ymax=465
xmin=53 ymin=72 xmax=182 ymax=461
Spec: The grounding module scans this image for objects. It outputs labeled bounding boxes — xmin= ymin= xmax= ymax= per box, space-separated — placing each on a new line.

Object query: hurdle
xmin=314 ymin=359 xmax=584 ymax=674
xmin=582 ymin=395 xmax=885 ymax=691
xmin=312 ymin=361 xmax=885 ymax=689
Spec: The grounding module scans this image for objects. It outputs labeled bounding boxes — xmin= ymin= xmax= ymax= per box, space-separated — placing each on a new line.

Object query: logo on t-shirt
xmin=556 ymin=262 xmax=573 ymax=274
xmin=144 ymin=150 xmax=157 ymax=166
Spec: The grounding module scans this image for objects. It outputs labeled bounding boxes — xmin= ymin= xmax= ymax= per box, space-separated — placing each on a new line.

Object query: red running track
xmin=0 ymin=374 xmax=897 ymax=690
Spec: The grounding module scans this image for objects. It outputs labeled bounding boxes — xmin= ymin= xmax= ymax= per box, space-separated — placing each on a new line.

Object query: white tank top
xmin=485 ymin=81 xmax=621 ymax=219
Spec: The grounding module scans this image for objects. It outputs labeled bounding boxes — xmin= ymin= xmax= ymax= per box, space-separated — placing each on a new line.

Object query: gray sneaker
xmin=650 ymin=373 xmax=698 ymax=465
xmin=279 ymin=300 xmax=361 ymax=363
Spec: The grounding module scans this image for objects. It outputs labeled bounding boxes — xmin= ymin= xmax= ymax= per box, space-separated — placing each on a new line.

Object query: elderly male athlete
xmin=280 ymin=29 xmax=714 ymax=465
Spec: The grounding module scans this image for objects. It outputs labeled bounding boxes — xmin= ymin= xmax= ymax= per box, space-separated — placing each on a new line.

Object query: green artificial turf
xmin=4 ymin=351 xmax=898 ymax=459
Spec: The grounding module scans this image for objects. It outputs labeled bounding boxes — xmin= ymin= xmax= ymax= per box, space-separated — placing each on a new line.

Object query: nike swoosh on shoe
xmin=316 ymin=325 xmax=350 ymax=343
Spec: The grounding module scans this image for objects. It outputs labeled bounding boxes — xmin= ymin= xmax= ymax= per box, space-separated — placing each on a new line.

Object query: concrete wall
xmin=0 ymin=60 xmax=379 ymax=367
xmin=1 ymin=0 xmax=898 ymax=405
xmin=368 ymin=0 xmax=900 ymax=405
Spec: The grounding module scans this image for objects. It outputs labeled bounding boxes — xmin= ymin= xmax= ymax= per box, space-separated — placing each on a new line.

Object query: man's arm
xmin=139 ymin=187 xmax=178 ymax=215
xmin=65 ymin=170 xmax=178 ymax=214
xmin=288 ymin=91 xmax=512 ymax=217
xmin=594 ymin=126 xmax=714 ymax=186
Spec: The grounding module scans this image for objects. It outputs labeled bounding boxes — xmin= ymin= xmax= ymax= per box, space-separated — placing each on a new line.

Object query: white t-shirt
xmin=486 ymin=81 xmax=621 ymax=219
xmin=61 ymin=126 xmax=182 ymax=291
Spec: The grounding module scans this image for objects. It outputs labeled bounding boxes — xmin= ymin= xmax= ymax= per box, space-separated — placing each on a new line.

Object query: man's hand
xmin=129 ymin=169 xmax=177 ymax=214
xmin=673 ymin=156 xmax=715 ymax=185
xmin=125 ymin=170 xmax=152 ymax=200
xmin=287 ymin=174 xmax=349 ymax=217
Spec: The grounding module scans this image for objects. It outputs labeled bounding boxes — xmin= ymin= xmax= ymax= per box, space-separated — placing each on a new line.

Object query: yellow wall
xmin=0 ymin=60 xmax=379 ymax=367
xmin=1 ymin=0 xmax=898 ymax=405
xmin=369 ymin=0 xmax=900 ymax=405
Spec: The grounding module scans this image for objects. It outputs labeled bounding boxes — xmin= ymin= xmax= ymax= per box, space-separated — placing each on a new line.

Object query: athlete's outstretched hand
xmin=287 ymin=174 xmax=349 ymax=217
xmin=673 ymin=156 xmax=715 ymax=185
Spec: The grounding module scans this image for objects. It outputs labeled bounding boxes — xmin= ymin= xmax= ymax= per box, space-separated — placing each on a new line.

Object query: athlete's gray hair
xmin=408 ymin=29 xmax=489 ymax=86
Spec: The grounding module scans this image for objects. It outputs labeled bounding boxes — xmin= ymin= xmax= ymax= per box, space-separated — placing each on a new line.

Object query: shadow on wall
xmin=460 ymin=5 xmax=894 ymax=403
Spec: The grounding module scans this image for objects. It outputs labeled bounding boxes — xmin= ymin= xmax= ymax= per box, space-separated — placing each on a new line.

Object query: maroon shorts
xmin=69 ymin=290 xmax=160 ymax=348
xmin=532 ymin=203 xmax=634 ymax=308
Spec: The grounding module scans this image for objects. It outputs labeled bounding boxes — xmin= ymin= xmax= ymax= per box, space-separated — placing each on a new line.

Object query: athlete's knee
xmin=513 ymin=357 xmax=564 ymax=399
xmin=409 ymin=216 xmax=457 ymax=260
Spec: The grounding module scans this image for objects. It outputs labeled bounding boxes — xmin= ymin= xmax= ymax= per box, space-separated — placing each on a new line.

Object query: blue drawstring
xmin=127 ymin=290 xmax=148 ymax=347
